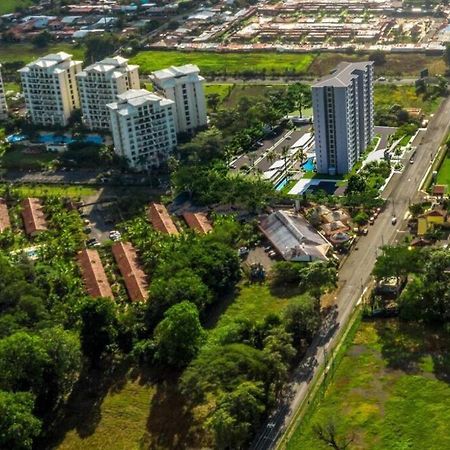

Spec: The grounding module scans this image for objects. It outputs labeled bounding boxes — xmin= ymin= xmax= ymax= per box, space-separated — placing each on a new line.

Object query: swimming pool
xmin=38 ymin=133 xmax=104 ymax=145
xmin=275 ymin=177 xmax=289 ymax=191
xmin=6 ymin=134 xmax=27 ymax=143
xmin=302 ymin=157 xmax=315 ymax=172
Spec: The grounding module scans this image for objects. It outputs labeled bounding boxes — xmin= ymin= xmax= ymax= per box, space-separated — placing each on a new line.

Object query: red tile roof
xmin=77 ymin=249 xmax=113 ymax=299
xmin=183 ymin=212 xmax=212 ymax=234
xmin=21 ymin=198 xmax=47 ymax=236
xmin=112 ymin=242 xmax=148 ymax=302
xmin=433 ymin=185 xmax=446 ymax=195
xmin=0 ymin=198 xmax=11 ymax=233
xmin=148 ymin=202 xmax=178 ymax=235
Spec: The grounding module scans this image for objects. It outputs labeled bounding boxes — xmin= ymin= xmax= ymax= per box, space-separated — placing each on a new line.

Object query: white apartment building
xmin=0 ymin=64 xmax=8 ymax=120
xmin=312 ymin=61 xmax=374 ymax=175
xmin=107 ymin=89 xmax=177 ymax=170
xmin=77 ymin=56 xmax=140 ymax=130
xmin=150 ymin=64 xmax=207 ymax=134
xmin=19 ymin=52 xmax=82 ymax=127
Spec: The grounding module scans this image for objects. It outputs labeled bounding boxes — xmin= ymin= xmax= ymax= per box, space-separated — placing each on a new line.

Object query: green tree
xmin=373 ymin=246 xmax=422 ymax=282
xmin=0 ymin=332 xmax=50 ymax=395
xmin=444 ymin=43 xmax=450 ymax=66
xmin=78 ymin=297 xmax=118 ymax=362
xmin=154 ymin=301 xmax=205 ymax=368
xmin=146 ymin=268 xmax=211 ymax=330
xmin=83 ymin=34 xmax=120 ymax=63
xmin=32 ymin=30 xmax=52 ymax=48
xmin=283 ymin=300 xmax=321 ymax=348
xmin=369 ymin=50 xmax=386 ymax=66
xmin=0 ymin=390 xmax=41 ymax=450
xmin=208 ymin=381 xmax=266 ymax=449
xmin=271 ymin=261 xmax=301 ymax=287
xmin=345 ymin=174 xmax=367 ymax=195
xmin=287 ymin=83 xmax=312 ymax=117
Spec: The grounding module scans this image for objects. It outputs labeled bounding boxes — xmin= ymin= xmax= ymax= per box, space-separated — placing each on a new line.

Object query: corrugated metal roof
xmin=259 ymin=210 xmax=330 ymax=261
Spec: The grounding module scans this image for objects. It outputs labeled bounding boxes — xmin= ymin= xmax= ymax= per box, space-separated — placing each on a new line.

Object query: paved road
xmin=251 ymin=95 xmax=450 ymax=450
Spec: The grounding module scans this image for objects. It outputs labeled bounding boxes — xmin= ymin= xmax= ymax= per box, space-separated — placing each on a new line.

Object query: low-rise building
xmin=148 ymin=202 xmax=178 ymax=235
xmin=107 ymin=89 xmax=177 ymax=170
xmin=183 ymin=211 xmax=212 ymax=233
xmin=112 ymin=241 xmax=148 ymax=302
xmin=77 ymin=249 xmax=113 ymax=299
xmin=77 ymin=56 xmax=140 ymax=130
xmin=150 ymin=64 xmax=207 ymax=134
xmin=417 ymin=208 xmax=447 ymax=235
xmin=19 ymin=52 xmax=82 ymax=127
xmin=0 ymin=198 xmax=11 ymax=232
xmin=259 ymin=209 xmax=331 ymax=262
xmin=21 ymin=198 xmax=47 ymax=236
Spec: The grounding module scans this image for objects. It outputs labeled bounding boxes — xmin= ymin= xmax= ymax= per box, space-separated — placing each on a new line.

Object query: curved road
xmin=251 ymin=95 xmax=450 ymax=450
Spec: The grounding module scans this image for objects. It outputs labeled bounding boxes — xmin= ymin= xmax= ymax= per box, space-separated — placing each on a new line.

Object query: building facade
xmin=77 ymin=56 xmax=140 ymax=130
xmin=107 ymin=89 xmax=177 ymax=170
xmin=0 ymin=64 xmax=8 ymax=120
xmin=150 ymin=64 xmax=207 ymax=134
xmin=19 ymin=52 xmax=82 ymax=127
xmin=312 ymin=61 xmax=374 ymax=175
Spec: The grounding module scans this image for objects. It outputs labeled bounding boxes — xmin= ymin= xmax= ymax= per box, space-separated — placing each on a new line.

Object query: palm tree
xmin=281 ymin=145 xmax=290 ymax=181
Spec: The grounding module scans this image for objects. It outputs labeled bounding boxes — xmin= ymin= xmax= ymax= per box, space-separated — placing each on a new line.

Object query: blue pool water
xmin=302 ymin=157 xmax=315 ymax=172
xmin=38 ymin=133 xmax=104 ymax=145
xmin=6 ymin=134 xmax=27 ymax=143
xmin=275 ymin=177 xmax=289 ymax=191
xmin=306 ymin=181 xmax=337 ymax=195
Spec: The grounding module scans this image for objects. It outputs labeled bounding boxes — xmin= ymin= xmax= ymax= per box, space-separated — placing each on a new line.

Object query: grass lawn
xmin=286 ymin=319 xmax=450 ymax=450
xmin=130 ymin=51 xmax=315 ymax=75
xmin=0 ymin=184 xmax=96 ymax=198
xmin=204 ymin=83 xmax=234 ymax=102
xmin=436 ymin=154 xmax=450 ymax=188
xmin=0 ymin=43 xmax=85 ymax=65
xmin=2 ymin=147 xmax=57 ymax=170
xmin=374 ymin=84 xmax=440 ymax=115
xmin=309 ymin=53 xmax=446 ymax=78
xmin=0 ymin=0 xmax=32 ymax=14
xmin=4 ymin=82 xmax=20 ymax=94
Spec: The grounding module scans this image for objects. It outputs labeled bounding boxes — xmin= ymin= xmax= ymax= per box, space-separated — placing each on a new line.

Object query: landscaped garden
xmin=436 ymin=152 xmax=450 ymax=188
xmin=286 ymin=318 xmax=450 ymax=450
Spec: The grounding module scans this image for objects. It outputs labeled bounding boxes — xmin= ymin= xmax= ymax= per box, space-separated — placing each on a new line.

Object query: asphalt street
xmin=251 ymin=95 xmax=450 ymax=450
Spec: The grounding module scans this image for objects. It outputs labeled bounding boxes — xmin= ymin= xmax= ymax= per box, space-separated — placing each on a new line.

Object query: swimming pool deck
xmin=288 ymin=178 xmax=341 ymax=195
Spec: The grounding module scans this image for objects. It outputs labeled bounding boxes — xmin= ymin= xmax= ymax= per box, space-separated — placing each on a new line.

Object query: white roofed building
xmin=77 ymin=56 xmax=140 ymax=130
xmin=19 ymin=52 xmax=82 ymax=127
xmin=107 ymin=89 xmax=177 ymax=171
xmin=150 ymin=64 xmax=207 ymax=134
xmin=259 ymin=210 xmax=331 ymax=262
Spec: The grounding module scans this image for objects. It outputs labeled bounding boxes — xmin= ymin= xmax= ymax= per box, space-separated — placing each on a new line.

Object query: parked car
xmin=391 ymin=217 xmax=397 ymax=225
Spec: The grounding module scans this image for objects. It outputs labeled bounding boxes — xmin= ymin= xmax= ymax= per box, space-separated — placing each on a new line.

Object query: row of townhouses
xmin=17 ymin=52 xmax=208 ymax=170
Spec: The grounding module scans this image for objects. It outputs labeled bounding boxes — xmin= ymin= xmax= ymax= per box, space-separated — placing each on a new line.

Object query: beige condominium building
xmin=0 ymin=63 xmax=8 ymax=120
xmin=77 ymin=56 xmax=140 ymax=130
xmin=150 ymin=64 xmax=207 ymax=134
xmin=19 ymin=52 xmax=82 ymax=127
xmin=107 ymin=89 xmax=177 ymax=170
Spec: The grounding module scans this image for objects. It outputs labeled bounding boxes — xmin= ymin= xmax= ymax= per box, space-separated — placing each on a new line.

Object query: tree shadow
xmin=202 ymin=287 xmax=238 ymax=329
xmin=374 ymin=319 xmax=450 ymax=383
xmin=144 ymin=372 xmax=203 ymax=450
xmin=40 ymin=357 xmax=131 ymax=449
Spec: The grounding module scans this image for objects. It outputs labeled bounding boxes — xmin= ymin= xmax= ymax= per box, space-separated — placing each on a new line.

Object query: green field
xmin=0 ymin=0 xmax=32 ymax=14
xmin=0 ymin=43 xmax=85 ymax=65
xmin=286 ymin=319 xmax=450 ymax=450
xmin=0 ymin=184 xmax=96 ymax=198
xmin=55 ymin=283 xmax=310 ymax=450
xmin=130 ymin=51 xmax=315 ymax=75
xmin=374 ymin=84 xmax=440 ymax=115
xmin=436 ymin=154 xmax=450 ymax=188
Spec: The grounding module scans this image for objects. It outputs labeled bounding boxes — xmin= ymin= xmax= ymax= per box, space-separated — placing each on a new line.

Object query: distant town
xmin=0 ymin=2 xmax=449 ymax=450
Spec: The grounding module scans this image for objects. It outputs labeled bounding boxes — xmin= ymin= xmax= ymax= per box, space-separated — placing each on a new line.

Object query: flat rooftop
xmin=313 ymin=61 xmax=373 ymax=88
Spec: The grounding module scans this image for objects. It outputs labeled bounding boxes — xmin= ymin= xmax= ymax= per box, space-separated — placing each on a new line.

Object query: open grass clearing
xmin=0 ymin=43 xmax=85 ymax=65
xmin=309 ymin=53 xmax=446 ymax=78
xmin=436 ymin=153 xmax=450 ymax=188
xmin=130 ymin=51 xmax=315 ymax=75
xmin=286 ymin=319 xmax=450 ymax=450
xmin=0 ymin=0 xmax=32 ymax=15
xmin=204 ymin=83 xmax=234 ymax=103
xmin=374 ymin=84 xmax=441 ymax=115
xmin=0 ymin=184 xmax=96 ymax=198
xmin=2 ymin=146 xmax=57 ymax=170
